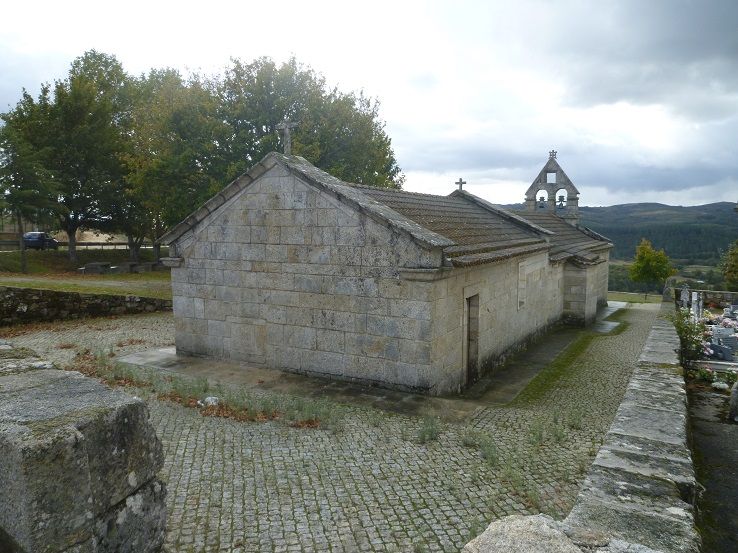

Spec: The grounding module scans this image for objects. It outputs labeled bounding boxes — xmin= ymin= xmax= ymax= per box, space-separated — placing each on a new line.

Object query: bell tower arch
xmin=524 ymin=150 xmax=580 ymax=224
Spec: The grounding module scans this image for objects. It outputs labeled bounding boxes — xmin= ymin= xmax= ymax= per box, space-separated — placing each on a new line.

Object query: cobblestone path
xmin=11 ymin=304 xmax=659 ymax=553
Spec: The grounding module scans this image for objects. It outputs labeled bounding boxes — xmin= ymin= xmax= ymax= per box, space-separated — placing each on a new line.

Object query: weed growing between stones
xmin=416 ymin=416 xmax=441 ymax=444
xmin=523 ymin=483 xmax=542 ymax=511
xmin=528 ymin=420 xmax=546 ymax=447
xmin=66 ymin=349 xmax=343 ymax=430
xmin=478 ymin=434 xmax=499 ymax=467
xmin=551 ymin=422 xmax=567 ymax=444
xmin=464 ymin=517 xmax=487 ymax=543
xmin=0 ymin=345 xmax=37 ymax=359
xmin=567 ymin=408 xmax=584 ymax=430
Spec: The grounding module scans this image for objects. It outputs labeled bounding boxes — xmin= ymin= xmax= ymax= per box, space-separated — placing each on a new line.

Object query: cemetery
xmin=675 ymin=285 xmax=738 ymax=383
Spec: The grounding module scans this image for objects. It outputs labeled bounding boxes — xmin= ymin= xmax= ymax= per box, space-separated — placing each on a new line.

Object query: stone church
xmin=160 ymin=152 xmax=611 ymax=395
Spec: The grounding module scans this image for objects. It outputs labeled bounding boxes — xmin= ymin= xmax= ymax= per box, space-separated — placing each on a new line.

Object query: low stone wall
xmin=698 ymin=289 xmax=738 ymax=306
xmin=0 ymin=286 xmax=172 ymax=326
xmin=0 ymin=343 xmax=166 ymax=552
xmin=465 ymin=304 xmax=700 ymax=552
xmin=664 ymin=286 xmax=738 ymax=307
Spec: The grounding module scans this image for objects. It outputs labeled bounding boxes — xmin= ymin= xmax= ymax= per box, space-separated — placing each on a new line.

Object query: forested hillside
xmin=578 ymin=202 xmax=738 ymax=265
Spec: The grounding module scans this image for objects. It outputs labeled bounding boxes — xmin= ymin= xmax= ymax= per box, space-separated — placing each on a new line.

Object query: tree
xmin=0 ymin=89 xmax=58 ymax=273
xmin=45 ymin=50 xmax=131 ymax=262
xmin=721 ymin=240 xmax=738 ymax=291
xmin=215 ymin=57 xmax=404 ymax=187
xmin=629 ymin=238 xmax=676 ymax=299
xmin=123 ymin=69 xmax=224 ymax=260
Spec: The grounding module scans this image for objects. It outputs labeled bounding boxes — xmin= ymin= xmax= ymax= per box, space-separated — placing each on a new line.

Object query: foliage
xmin=215 ymin=57 xmax=403 ymax=188
xmin=721 ymin=240 xmax=738 ymax=292
xmin=580 ymin=202 xmax=738 ymax=266
xmin=0 ymin=51 xmax=404 ymax=264
xmin=0 ymin=89 xmax=59 ymax=272
xmin=629 ymin=239 xmax=676 ymax=298
xmin=689 ymin=366 xmax=737 ymax=387
xmin=122 ymin=69 xmax=224 ymax=259
xmin=416 ymin=416 xmax=441 ymax=444
xmin=668 ymin=308 xmax=706 ymax=366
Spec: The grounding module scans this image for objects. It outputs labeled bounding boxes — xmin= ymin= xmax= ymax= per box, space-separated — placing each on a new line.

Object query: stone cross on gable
xmin=456 ymin=178 xmax=466 ymax=191
xmin=549 ymin=150 xmax=557 ymax=159
xmin=276 ymin=118 xmax=298 ymax=155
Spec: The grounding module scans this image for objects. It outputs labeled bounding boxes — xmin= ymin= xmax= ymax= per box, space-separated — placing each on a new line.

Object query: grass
xmin=67 ymin=349 xmax=344 ymax=430
xmin=607 ymin=291 xmax=663 ymax=303
xmin=0 ymin=272 xmax=172 ymax=299
xmin=416 ymin=416 xmax=442 ymax=444
xmin=512 ymin=330 xmax=597 ymax=405
xmin=0 ymin=248 xmax=167 ymax=274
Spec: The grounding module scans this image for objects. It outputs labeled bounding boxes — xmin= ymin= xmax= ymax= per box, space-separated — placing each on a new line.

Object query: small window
xmin=546 ymin=172 xmax=557 ymax=184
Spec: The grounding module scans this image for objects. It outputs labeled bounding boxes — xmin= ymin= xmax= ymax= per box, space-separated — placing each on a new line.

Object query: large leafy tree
xmin=629 ymin=238 xmax=676 ymax=299
xmin=721 ymin=240 xmax=738 ymax=291
xmin=46 ymin=50 xmax=131 ymax=261
xmin=1 ymin=52 xmax=404 ymax=266
xmin=124 ymin=69 xmax=224 ymax=259
xmin=0 ymin=89 xmax=58 ymax=273
xmin=215 ymin=57 xmax=404 ymax=187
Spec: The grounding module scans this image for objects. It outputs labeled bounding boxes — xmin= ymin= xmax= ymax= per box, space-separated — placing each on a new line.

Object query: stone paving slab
xmin=9 ymin=305 xmax=662 ymax=552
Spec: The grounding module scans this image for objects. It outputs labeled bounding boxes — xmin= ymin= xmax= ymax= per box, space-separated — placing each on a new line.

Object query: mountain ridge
xmin=506 ymin=201 xmax=738 ymax=264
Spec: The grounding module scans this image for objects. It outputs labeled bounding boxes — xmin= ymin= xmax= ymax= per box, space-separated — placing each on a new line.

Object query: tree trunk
xmin=127 ymin=233 xmax=140 ymax=262
xmin=16 ymin=212 xmax=27 ymax=274
xmin=67 ymin=229 xmax=77 ymax=263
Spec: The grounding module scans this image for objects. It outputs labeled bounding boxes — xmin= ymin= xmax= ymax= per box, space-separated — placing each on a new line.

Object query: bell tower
xmin=524 ymin=150 xmax=580 ymax=225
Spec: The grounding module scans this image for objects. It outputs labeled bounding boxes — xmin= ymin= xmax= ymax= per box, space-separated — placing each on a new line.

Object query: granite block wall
xmin=563 ymin=257 xmax=609 ymax=325
xmin=428 ymin=251 xmax=564 ymax=392
xmin=171 ymin=165 xmax=445 ymax=392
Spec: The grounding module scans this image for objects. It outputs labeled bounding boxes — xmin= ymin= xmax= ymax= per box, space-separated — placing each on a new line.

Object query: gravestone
xmin=729 ymin=382 xmax=738 ymax=423
xmin=680 ymin=285 xmax=690 ymax=309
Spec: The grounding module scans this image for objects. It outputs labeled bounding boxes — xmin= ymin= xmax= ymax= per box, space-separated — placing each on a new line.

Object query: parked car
xmin=22 ymin=232 xmax=60 ymax=250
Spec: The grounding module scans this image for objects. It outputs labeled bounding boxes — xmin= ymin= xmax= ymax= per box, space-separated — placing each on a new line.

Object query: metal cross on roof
xmin=549 ymin=150 xmax=557 ymax=159
xmin=456 ymin=177 xmax=466 ymax=191
xmin=276 ymin=118 xmax=298 ymax=155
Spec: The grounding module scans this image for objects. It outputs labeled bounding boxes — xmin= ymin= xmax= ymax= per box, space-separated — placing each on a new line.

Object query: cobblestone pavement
xmin=11 ymin=304 xmax=660 ymax=553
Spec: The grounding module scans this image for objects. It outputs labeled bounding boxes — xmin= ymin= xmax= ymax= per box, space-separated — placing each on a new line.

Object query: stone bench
xmin=110 ymin=261 xmax=140 ymax=274
xmin=0 ymin=346 xmax=166 ymax=553
xmin=77 ymin=262 xmax=112 ymax=275
xmin=132 ymin=262 xmax=161 ymax=273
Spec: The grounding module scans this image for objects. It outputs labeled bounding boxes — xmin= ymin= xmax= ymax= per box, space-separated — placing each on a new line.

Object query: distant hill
xmin=507 ymin=202 xmax=738 ymax=265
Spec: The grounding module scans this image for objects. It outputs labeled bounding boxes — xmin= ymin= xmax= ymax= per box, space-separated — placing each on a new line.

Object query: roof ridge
xmin=346 ymin=181 xmax=463 ymax=200
xmin=273 ymin=154 xmax=457 ymax=249
xmin=450 ymin=190 xmax=555 ymax=236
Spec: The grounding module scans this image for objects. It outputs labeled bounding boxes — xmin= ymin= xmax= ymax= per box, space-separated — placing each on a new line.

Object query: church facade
xmin=160 ymin=152 xmax=611 ymax=395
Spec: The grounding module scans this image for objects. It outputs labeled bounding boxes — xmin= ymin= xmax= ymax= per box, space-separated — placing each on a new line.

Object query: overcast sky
xmin=2 ymin=0 xmax=737 ymax=206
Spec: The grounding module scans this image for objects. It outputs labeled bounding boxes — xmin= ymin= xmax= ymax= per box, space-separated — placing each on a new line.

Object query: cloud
xmin=545 ymin=0 xmax=738 ymax=122
xmin=0 ymin=0 xmax=736 ymax=206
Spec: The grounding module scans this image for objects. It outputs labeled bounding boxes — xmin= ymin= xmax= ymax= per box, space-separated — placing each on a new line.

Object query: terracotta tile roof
xmin=356 ymin=186 xmax=546 ymax=258
xmin=515 ymin=210 xmax=612 ymax=262
xmin=160 ymin=152 xmax=611 ymax=268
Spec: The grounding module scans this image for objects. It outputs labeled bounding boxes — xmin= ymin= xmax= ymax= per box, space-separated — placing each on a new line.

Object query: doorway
xmin=466 ymin=294 xmax=479 ymax=385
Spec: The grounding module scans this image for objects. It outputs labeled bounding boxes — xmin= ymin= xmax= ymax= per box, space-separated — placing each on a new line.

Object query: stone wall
xmin=0 ymin=344 xmax=166 ymax=553
xmin=170 ymin=164 xmax=445 ymax=392
xmin=428 ymin=251 xmax=564 ymax=391
xmin=0 ymin=286 xmax=172 ymax=326
xmin=562 ymin=257 xmax=608 ymax=325
xmin=696 ymin=289 xmax=738 ymax=306
xmin=168 ymin=160 xmax=610 ymax=395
